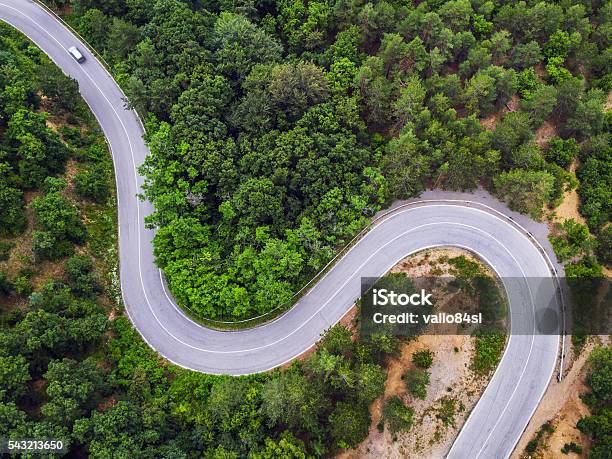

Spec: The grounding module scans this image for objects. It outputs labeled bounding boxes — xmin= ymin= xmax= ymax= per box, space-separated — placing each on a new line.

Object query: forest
xmin=0 ymin=0 xmax=610 ymax=457
xmin=0 ymin=17 xmax=390 ymax=457
xmin=42 ymin=0 xmax=610 ymax=322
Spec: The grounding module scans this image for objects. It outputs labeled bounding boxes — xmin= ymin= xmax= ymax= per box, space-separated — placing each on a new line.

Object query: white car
xmin=68 ymin=46 xmax=85 ymax=63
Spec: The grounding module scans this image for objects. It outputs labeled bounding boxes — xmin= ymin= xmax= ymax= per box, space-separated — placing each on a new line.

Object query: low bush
xmin=412 ymin=349 xmax=434 ymax=369
xmin=382 ymin=396 xmax=414 ymax=435
xmin=403 ymin=369 xmax=429 ymax=399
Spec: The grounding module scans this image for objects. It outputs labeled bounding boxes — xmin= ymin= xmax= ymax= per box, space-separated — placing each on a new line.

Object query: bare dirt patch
xmin=30 ymin=260 xmax=66 ymax=291
xmin=98 ymin=395 xmax=118 ymax=412
xmin=338 ymin=248 xmax=502 ymax=459
xmin=339 ymin=335 xmax=485 ymax=459
xmin=480 ymin=111 xmax=502 ymax=131
xmin=480 ymin=95 xmax=519 ymax=131
xmin=107 ymin=308 xmax=118 ymax=321
xmin=0 ymin=192 xmax=40 ymax=284
xmin=547 ymin=160 xmax=586 ymax=226
xmin=388 ymin=247 xmax=481 ymax=277
xmin=535 ymin=64 xmax=547 ymax=81
xmin=506 ymin=94 xmax=520 ymax=112
xmin=535 ymin=120 xmax=558 ymax=148
xmin=63 ymin=159 xmax=81 ymax=195
xmin=551 ymin=189 xmax=586 ymax=226
xmin=512 ymin=337 xmax=610 ymax=458
xmin=44 ymin=117 xmax=61 ymax=133
xmin=0 ymin=230 xmax=32 ymax=280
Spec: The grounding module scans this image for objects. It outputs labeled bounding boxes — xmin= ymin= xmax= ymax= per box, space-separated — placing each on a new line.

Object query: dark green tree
xmin=65 ymin=255 xmax=101 ymax=298
xmin=74 ymin=162 xmax=110 ymax=204
xmin=30 ymin=191 xmax=86 ymax=260
xmin=0 ymin=355 xmax=30 ymax=402
xmin=0 ymin=164 xmax=26 ymax=236
xmin=494 ymin=169 xmax=554 ymax=220
xmin=42 ymin=358 xmax=108 ymax=427
xmin=37 ymin=61 xmax=79 ymax=112
xmin=328 ymin=401 xmax=370 ymax=448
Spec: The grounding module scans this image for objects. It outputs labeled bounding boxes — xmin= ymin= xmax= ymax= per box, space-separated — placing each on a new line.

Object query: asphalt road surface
xmin=1 ymin=2 xmax=562 ymax=457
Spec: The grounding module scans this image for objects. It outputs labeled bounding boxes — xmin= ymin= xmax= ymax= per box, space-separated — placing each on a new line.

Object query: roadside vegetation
xmin=549 ymin=213 xmax=607 ymax=351
xmin=412 ymin=349 xmax=434 ymax=369
xmin=382 ymin=396 xmax=415 ymax=437
xmin=403 ymin=369 xmax=430 ymax=400
xmin=576 ymin=346 xmax=612 ymax=458
xmin=472 ymin=332 xmax=506 ymax=374
xmin=523 ymin=346 xmax=611 ymax=458
xmin=40 ymin=0 xmax=611 ymax=322
xmin=349 ymin=250 xmax=509 ymax=455
xmin=525 ymin=421 xmax=556 ymax=455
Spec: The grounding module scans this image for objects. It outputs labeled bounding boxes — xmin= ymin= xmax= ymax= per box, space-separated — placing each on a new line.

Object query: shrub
xmin=74 ymin=162 xmax=110 ymax=204
xmin=13 ymin=275 xmax=32 ymax=297
xmin=435 ymin=397 xmax=457 ymax=427
xmin=59 ymin=125 xmax=88 ymax=148
xmin=561 ymin=442 xmax=582 ymax=454
xmin=565 ymin=256 xmax=603 ymax=279
xmin=32 ymin=230 xmax=74 ymax=261
xmin=65 ymin=255 xmax=101 ymax=298
xmin=42 ymin=177 xmax=67 ymax=193
xmin=572 ymin=334 xmax=587 ymax=351
xmin=382 ymin=396 xmax=414 ymax=435
xmin=526 ymin=439 xmax=538 ymax=453
xmin=526 ymin=421 xmax=555 ymax=454
xmin=403 ymin=369 xmax=429 ymax=399
xmin=328 ymin=401 xmax=371 ymax=448
xmin=0 ymin=271 xmax=12 ymax=296
xmin=412 ymin=350 xmax=433 ymax=369
xmin=549 ymin=219 xmax=595 ymax=262
xmin=0 ymin=242 xmax=13 ymax=261
xmin=318 ymin=325 xmax=354 ymax=356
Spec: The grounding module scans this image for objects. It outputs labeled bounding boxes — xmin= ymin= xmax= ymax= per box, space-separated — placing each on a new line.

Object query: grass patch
xmin=435 ymin=397 xmax=459 ymax=428
xmin=473 ymin=332 xmax=506 ymax=374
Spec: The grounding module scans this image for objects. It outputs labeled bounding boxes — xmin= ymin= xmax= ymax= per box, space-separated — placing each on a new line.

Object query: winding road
xmin=1 ymin=1 xmax=563 ymax=457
